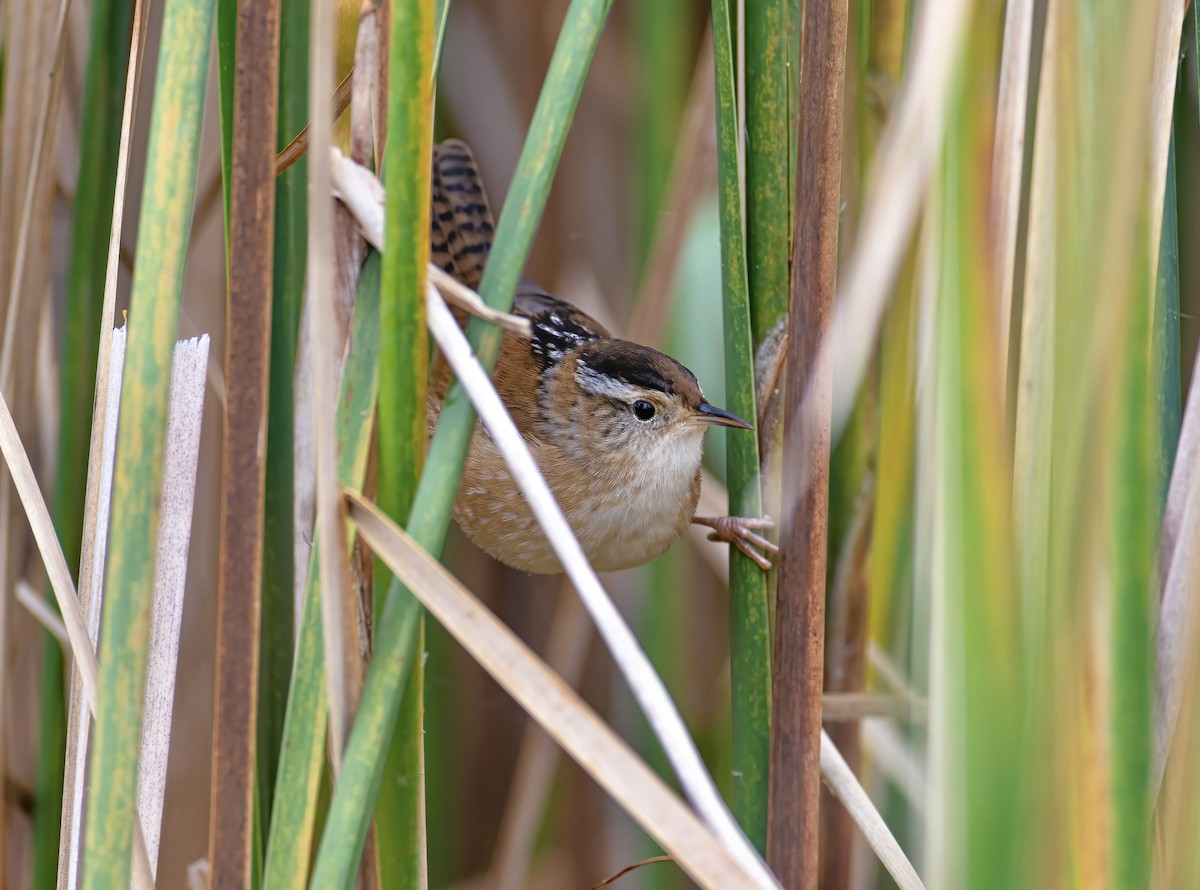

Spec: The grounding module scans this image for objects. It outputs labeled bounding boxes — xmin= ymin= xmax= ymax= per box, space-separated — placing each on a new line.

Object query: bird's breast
xmin=454 ymin=427 xmax=705 ymax=574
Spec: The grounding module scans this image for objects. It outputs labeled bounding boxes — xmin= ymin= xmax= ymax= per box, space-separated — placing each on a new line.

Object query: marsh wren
xmin=429 ymin=140 xmax=776 ymax=574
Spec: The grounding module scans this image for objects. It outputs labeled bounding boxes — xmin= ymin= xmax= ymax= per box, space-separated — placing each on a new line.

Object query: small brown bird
xmin=429 ymin=139 xmax=775 ymax=574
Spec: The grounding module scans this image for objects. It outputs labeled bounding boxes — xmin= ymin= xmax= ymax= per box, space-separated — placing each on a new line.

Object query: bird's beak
xmin=695 ymin=402 xmax=753 ymax=430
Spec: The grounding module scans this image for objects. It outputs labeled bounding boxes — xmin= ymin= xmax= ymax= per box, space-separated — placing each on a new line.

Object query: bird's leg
xmin=692 ymin=515 xmax=779 ymax=570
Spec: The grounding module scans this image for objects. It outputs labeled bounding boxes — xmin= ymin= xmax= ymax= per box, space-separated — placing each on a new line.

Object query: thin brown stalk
xmin=768 ymin=0 xmax=848 ymax=886
xmin=0 ymin=0 xmax=72 ymax=392
xmin=208 ymin=0 xmax=282 ymax=883
xmin=0 ymin=8 xmax=72 ymax=842
xmin=822 ymin=482 xmax=875 ymax=890
xmin=591 ymin=856 xmax=674 ymax=889
xmin=275 ymin=68 xmax=354 ymax=176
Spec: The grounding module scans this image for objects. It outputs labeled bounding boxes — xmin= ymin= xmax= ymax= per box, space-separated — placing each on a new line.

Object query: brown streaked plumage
xmin=429 ymin=139 xmax=770 ymax=574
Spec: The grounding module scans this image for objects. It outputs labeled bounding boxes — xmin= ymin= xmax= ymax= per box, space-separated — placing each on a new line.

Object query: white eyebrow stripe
xmin=575 ymin=361 xmax=641 ymax=401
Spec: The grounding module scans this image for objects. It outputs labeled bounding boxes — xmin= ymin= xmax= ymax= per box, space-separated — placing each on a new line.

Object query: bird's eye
xmin=632 ymin=400 xmax=656 ymax=421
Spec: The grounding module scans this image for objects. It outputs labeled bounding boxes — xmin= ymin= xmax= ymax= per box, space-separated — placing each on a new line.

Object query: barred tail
xmin=430 ymin=139 xmax=495 ymax=291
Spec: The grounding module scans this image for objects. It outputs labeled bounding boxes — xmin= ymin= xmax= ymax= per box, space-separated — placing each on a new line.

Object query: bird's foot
xmin=692 ymin=515 xmax=779 ymax=570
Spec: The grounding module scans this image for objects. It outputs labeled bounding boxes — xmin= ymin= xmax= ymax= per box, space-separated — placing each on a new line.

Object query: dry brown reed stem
xmin=0 ymin=0 xmax=70 ymax=393
xmin=0 ymin=8 xmax=70 ymax=863
xmin=345 ymin=6 xmax=385 ymax=884
xmin=822 ymin=480 xmax=875 ymax=890
xmin=208 ymin=0 xmax=283 ymax=883
xmin=309 ymin=0 xmax=356 ymax=774
xmin=990 ymin=0 xmax=1034 ymax=398
xmin=768 ymin=0 xmax=848 ymax=886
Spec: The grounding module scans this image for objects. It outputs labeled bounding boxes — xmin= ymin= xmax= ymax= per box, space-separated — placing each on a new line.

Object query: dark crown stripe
xmin=584 ymin=350 xmax=685 ymax=396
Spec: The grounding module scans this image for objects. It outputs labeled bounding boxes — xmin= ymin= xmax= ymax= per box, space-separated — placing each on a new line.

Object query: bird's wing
xmin=513 ymin=280 xmax=610 ymax=369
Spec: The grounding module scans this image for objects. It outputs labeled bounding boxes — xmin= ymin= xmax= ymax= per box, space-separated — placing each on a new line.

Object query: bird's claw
xmin=692 ymin=515 xmax=779 ymax=570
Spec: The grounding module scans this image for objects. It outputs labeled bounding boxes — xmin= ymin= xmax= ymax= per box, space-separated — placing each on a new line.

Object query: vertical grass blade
xmin=81 ymin=0 xmax=215 ymax=884
xmin=744 ymin=0 xmax=795 ymax=347
xmin=373 ymin=0 xmax=434 ymax=882
xmin=1109 ymin=243 xmax=1155 ymax=890
xmin=257 ymin=0 xmax=309 ymax=834
xmin=929 ymin=23 xmax=1021 ymax=885
xmin=38 ymin=0 xmax=136 ymax=883
xmin=217 ymin=0 xmax=236 ymax=242
xmin=209 ymin=0 xmax=283 ymax=883
xmin=709 ymin=0 xmax=771 ymax=853
xmin=309 ymin=1 xmax=614 ymax=883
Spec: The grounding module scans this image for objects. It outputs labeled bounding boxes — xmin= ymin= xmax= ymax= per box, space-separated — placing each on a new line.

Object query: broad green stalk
xmin=864 ymin=0 xmax=915 ymax=659
xmin=373 ymin=0 xmax=434 ymax=883
xmin=710 ymin=0 xmax=770 ymax=852
xmin=310 ymin=1 xmax=613 ymax=883
xmin=1109 ymin=233 xmax=1155 ymax=890
xmin=263 ymin=254 xmax=383 ymax=887
xmin=744 ymin=0 xmax=795 ymax=348
xmin=35 ymin=0 xmax=135 ymax=883
xmin=742 ymin=0 xmax=795 ymax=762
xmin=257 ymin=0 xmax=310 ymax=835
xmin=217 ymin=0 xmax=235 ymax=243
xmin=929 ymin=26 xmax=1021 ymax=888
xmin=81 ymin=0 xmax=215 ymax=884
